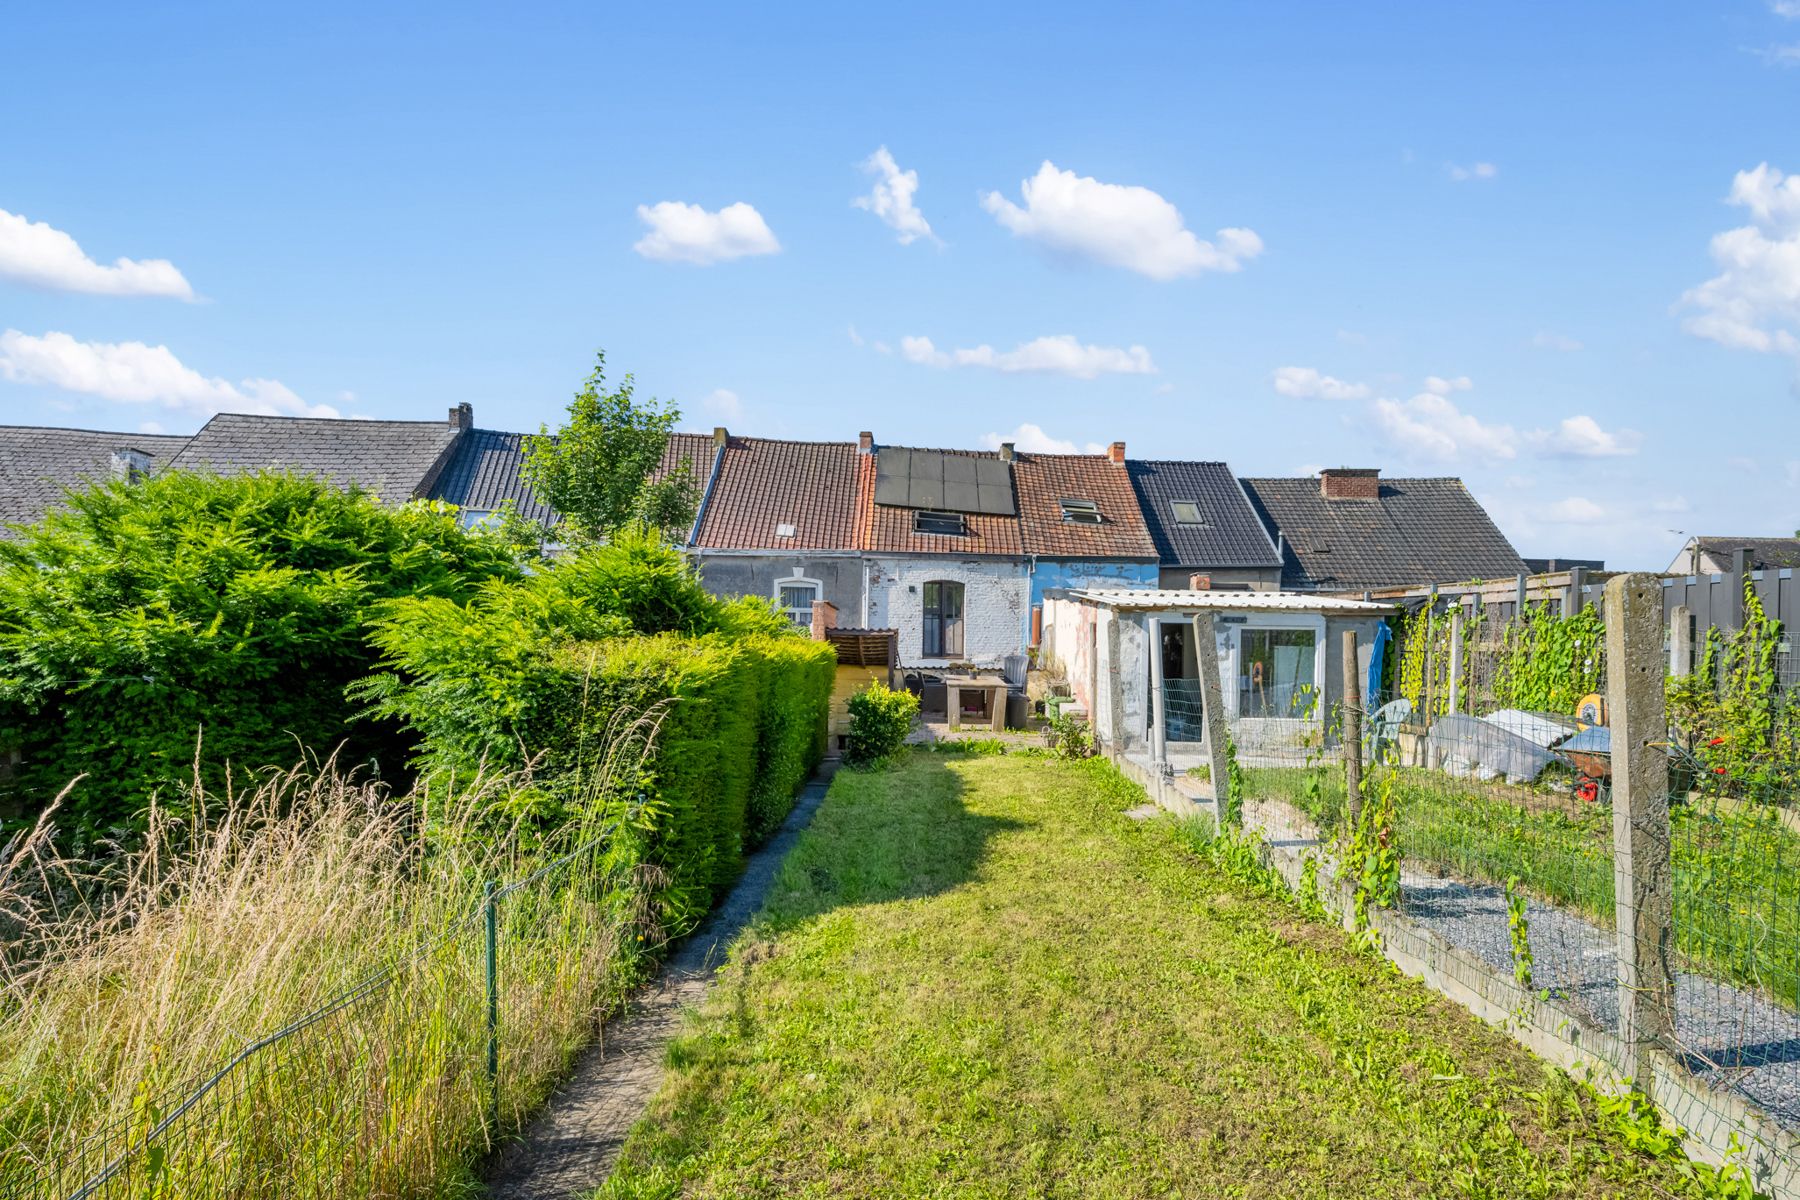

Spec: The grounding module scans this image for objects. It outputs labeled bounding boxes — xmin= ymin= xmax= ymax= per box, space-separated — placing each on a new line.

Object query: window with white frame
xmin=1058 ymin=497 xmax=1103 ymax=524
xmin=774 ymin=575 xmax=821 ymax=626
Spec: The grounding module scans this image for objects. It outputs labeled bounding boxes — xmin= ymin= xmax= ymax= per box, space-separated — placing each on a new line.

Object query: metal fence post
xmin=1192 ymin=611 xmax=1234 ymax=826
xmin=484 ymin=880 xmax=499 ymax=1132
xmin=1605 ymin=573 xmax=1676 ymax=1086
xmin=1342 ymin=629 xmax=1363 ymax=825
xmin=1148 ymin=616 xmax=1168 ymax=772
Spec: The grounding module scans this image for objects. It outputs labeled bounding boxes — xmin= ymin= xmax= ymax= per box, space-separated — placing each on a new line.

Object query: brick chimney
xmin=1107 ymin=440 xmax=1126 ymax=465
xmin=998 ymin=441 xmax=1015 ymax=462
xmin=857 ymin=430 xmax=874 ymax=454
xmin=810 ymin=599 xmax=839 ymax=642
xmin=1320 ymin=467 xmax=1380 ymax=501
xmin=448 ymin=402 xmax=474 ymax=430
xmin=713 ymin=425 xmax=729 ymax=449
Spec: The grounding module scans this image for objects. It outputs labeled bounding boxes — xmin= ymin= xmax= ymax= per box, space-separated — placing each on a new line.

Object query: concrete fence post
xmin=1342 ymin=629 xmax=1363 ymax=825
xmin=1148 ymin=616 xmax=1168 ymax=772
xmin=1448 ymin=604 xmax=1464 ymax=714
xmin=1605 ymin=572 xmax=1676 ymax=1085
xmin=1192 ymin=611 xmax=1234 ymax=825
xmin=1669 ymin=604 xmax=1693 ymax=678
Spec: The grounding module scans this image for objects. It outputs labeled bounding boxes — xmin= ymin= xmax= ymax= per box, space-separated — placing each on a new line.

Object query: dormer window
xmin=1057 ymin=498 xmax=1103 ymax=525
xmin=1171 ymin=500 xmax=1207 ymax=526
xmin=913 ymin=510 xmax=966 ymax=536
xmin=109 ymin=448 xmax=153 ymax=484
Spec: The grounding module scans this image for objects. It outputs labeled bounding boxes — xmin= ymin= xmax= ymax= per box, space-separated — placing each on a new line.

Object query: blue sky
xmin=4 ymin=2 xmax=1799 ymax=568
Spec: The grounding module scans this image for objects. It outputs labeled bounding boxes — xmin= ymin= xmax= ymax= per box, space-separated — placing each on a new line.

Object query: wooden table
xmin=943 ymin=673 xmax=1010 ymax=731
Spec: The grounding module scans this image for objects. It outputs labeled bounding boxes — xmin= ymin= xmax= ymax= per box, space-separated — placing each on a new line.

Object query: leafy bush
xmin=1047 ymin=710 xmax=1096 ymax=761
xmin=845 ymin=682 xmax=918 ymax=767
xmin=359 ymin=537 xmax=833 ymax=929
xmin=0 ymin=471 xmax=519 ymax=843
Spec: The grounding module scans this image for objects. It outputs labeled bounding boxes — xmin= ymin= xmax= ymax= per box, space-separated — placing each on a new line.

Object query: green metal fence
xmin=5 ymin=813 xmax=640 ymax=1200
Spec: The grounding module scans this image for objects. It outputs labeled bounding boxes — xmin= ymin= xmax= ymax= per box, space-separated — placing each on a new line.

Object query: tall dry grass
xmin=0 ymin=715 xmax=664 ymax=1200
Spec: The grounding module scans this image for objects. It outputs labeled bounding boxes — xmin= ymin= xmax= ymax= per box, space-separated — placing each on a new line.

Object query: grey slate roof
xmin=1126 ymin=460 xmax=1282 ymax=569
xmin=1692 ymin=536 xmax=1800 ymax=573
xmin=1 ymin=426 xmax=193 ymax=535
xmin=429 ymin=429 xmax=557 ymax=524
xmin=163 ymin=414 xmax=461 ymax=503
xmin=1238 ymin=476 xmax=1525 ymax=591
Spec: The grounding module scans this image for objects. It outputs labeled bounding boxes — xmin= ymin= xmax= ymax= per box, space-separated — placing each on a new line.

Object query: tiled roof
xmin=1694 ymin=536 xmax=1800 ymax=572
xmin=428 ymin=429 xmax=717 ymax=529
xmin=429 ymin=429 xmax=556 ymax=524
xmin=0 ymin=426 xmax=193 ymax=535
xmin=164 ymin=414 xmax=462 ymax=504
xmin=1239 ymin=476 xmax=1525 ymax=591
xmin=1012 ymin=454 xmax=1157 ymax=559
xmin=658 ymin=432 xmax=718 ymax=501
xmin=857 ymin=448 xmax=1023 ymax=556
xmin=1127 ymin=460 xmax=1282 ymax=569
xmin=694 ymin=437 xmax=859 ymax=551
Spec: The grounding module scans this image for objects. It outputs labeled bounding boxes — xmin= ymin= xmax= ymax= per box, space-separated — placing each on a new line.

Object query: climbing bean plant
xmin=1491 ymin=601 xmax=1606 ymax=715
xmin=1667 ymin=576 xmax=1799 ymax=797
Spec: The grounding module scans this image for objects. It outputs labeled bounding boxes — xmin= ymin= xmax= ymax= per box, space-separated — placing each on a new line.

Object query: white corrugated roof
xmin=1057 ymin=588 xmax=1397 ymax=614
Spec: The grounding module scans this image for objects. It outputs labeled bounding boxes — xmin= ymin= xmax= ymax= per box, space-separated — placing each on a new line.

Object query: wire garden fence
xmin=2 ymin=802 xmax=651 ymax=1200
xmin=1168 ymin=576 xmax=1800 ymax=1146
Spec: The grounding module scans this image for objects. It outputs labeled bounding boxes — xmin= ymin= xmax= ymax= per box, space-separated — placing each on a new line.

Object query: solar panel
xmin=872 ymin=448 xmax=1017 ymax=515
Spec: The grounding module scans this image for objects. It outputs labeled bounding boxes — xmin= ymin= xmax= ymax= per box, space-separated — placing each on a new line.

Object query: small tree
xmin=522 ymin=351 xmax=698 ymax=543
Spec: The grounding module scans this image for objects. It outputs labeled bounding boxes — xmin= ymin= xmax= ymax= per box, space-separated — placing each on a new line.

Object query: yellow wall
xmin=829 ymin=664 xmax=894 ymax=751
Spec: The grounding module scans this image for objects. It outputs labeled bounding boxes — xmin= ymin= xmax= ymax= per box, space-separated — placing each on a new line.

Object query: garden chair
xmin=1366 ymin=698 xmax=1413 ymax=764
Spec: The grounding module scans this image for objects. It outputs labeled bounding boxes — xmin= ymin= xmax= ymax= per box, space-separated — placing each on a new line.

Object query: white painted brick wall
xmin=866 ymin=557 xmax=1029 ymax=668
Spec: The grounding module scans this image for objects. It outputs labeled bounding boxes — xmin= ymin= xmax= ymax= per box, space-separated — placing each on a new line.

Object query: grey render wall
xmin=691 ymin=553 xmax=866 ymax=620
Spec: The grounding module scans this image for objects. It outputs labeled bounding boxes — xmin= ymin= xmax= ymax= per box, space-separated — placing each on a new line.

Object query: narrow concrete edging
xmin=484 ymin=768 xmax=836 ymax=1199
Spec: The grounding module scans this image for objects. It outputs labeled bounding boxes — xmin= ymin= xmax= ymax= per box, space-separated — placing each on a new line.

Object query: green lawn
xmin=597 ymin=750 xmax=1713 ymax=1199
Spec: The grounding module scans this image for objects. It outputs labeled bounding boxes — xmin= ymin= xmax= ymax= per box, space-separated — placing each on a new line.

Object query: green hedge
xmin=0 ymin=471 xmax=519 ymax=842
xmin=469 ymin=633 xmax=833 ymax=928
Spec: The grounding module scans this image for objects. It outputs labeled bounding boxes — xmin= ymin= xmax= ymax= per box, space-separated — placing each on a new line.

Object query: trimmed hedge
xmin=360 ymin=538 xmax=834 ymax=929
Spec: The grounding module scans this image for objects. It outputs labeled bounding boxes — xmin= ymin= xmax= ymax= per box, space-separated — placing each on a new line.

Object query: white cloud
xmin=1371 ymin=390 xmax=1519 ymax=462
xmin=0 ymin=329 xmax=338 ymax=418
xmin=847 ymin=324 xmax=864 ymax=346
xmin=1539 ymin=496 xmax=1608 ymax=524
xmin=1681 ymin=163 xmax=1800 ymax=355
xmin=1447 ymin=162 xmax=1498 ymax=182
xmin=1422 ymin=374 xmax=1473 ymax=395
xmin=0 ymin=208 xmax=194 ymax=299
xmin=852 ymin=146 xmax=937 ymax=246
xmin=1753 ymin=43 xmax=1800 ymax=66
xmin=900 ymin=333 xmax=1155 ymax=379
xmin=138 ymin=420 xmax=166 ymax=435
xmin=632 ymin=201 xmax=780 ymax=265
xmin=979 ymin=161 xmax=1261 ymax=280
xmin=1336 ymin=329 xmax=1368 ymax=345
xmin=1774 ymin=1 xmax=1800 ymax=17
xmin=701 ymin=388 xmax=742 ymax=420
xmin=1531 ymin=331 xmax=1584 ymax=352
xmin=1271 ymin=366 xmax=1370 ymax=400
xmin=1529 ymin=414 xmax=1642 ymax=458
xmin=978 ymin=424 xmax=1104 ymax=455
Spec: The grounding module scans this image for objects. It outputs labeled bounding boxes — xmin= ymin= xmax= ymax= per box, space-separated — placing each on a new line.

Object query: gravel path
xmin=484 ymin=769 xmax=835 ymax=1199
xmin=1238 ymin=800 xmax=1800 ymax=1133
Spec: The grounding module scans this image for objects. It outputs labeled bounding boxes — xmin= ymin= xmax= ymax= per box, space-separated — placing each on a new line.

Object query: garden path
xmin=483 ymin=768 xmax=836 ymax=1200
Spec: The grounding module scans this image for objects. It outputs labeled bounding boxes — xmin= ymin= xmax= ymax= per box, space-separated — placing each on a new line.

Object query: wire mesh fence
xmin=1 ymin=804 xmax=645 ymax=1200
xmin=1146 ymin=584 xmax=1800 ymax=1143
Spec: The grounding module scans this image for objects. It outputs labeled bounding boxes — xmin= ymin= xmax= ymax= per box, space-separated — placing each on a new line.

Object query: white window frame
xmin=1224 ymin=613 xmax=1327 ymax=721
xmin=773 ymin=570 xmax=822 ymax=627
